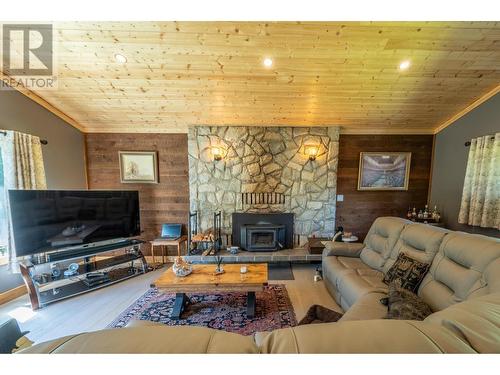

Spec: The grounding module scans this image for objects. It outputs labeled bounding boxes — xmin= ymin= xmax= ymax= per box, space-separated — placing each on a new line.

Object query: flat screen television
xmin=8 ymin=190 xmax=141 ymax=257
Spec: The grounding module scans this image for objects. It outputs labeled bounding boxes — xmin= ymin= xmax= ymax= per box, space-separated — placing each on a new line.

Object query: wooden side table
xmin=150 ymin=235 xmax=188 ymax=269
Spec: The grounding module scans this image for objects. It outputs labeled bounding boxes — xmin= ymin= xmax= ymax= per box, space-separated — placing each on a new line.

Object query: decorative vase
xmin=214 ymin=265 xmax=225 ymax=275
xmin=172 ymin=257 xmax=192 ymax=277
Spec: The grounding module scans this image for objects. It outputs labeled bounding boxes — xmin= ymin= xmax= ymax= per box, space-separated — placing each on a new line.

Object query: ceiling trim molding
xmin=83 ymin=127 xmax=189 ymax=134
xmin=0 ymin=72 xmax=85 ymax=132
xmin=83 ymin=126 xmax=437 ymax=135
xmin=340 ymin=127 xmax=434 ymax=135
xmin=433 ymin=84 xmax=500 ymax=135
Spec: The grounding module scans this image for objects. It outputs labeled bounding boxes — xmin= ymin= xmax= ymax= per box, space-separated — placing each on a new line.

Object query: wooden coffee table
xmin=151 ymin=263 xmax=268 ymax=319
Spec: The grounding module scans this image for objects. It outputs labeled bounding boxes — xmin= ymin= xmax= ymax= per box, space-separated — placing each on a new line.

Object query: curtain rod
xmin=0 ymin=130 xmax=48 ymax=145
xmin=464 ymin=136 xmax=495 ymax=147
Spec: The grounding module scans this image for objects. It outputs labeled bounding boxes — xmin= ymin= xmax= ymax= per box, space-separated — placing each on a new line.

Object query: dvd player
xmin=82 ymin=272 xmax=110 ymax=287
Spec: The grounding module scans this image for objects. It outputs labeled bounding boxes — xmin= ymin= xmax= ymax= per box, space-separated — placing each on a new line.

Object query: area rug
xmin=107 ymin=285 xmax=297 ymax=335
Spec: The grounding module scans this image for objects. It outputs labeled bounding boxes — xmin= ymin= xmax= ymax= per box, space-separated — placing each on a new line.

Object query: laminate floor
xmin=0 ymin=263 xmax=341 ymax=344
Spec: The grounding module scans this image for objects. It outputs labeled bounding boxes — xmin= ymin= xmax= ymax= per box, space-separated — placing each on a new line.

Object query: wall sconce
xmin=211 ymin=146 xmax=224 ymax=161
xmin=304 ymin=145 xmax=319 ymax=161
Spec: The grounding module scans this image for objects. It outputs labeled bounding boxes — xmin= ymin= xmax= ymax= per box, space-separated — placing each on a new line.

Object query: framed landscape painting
xmin=357 ymin=152 xmax=411 ymax=191
xmin=119 ymin=151 xmax=158 ymax=183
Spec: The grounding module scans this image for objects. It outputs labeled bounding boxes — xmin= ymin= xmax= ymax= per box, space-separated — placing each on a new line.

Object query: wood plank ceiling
xmin=3 ymin=21 xmax=500 ymax=134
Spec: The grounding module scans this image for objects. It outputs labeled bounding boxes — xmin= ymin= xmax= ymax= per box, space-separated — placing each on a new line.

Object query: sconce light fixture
xmin=211 ymin=146 xmax=224 ymax=161
xmin=304 ymin=145 xmax=319 ymax=161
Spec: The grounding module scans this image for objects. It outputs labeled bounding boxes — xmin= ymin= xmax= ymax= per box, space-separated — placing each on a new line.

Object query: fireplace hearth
xmin=232 ymin=212 xmax=294 ymax=251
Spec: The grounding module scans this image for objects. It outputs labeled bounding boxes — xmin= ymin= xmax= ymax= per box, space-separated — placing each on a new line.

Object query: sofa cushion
xmin=424 ymin=293 xmax=500 ymax=353
xmin=418 ymin=232 xmax=500 ymax=311
xmin=19 ymin=325 xmax=259 ymax=354
xmin=385 ymin=284 xmax=433 ymax=321
xmin=339 ymin=292 xmax=388 ymax=321
xmin=337 ymin=271 xmax=387 ymax=308
xmin=323 ymin=256 xmax=371 ymax=279
xmin=322 ymin=256 xmax=373 ymax=287
xmin=258 ymin=319 xmax=475 ymax=353
xmin=322 ymin=241 xmax=364 ymax=257
xmin=360 ymin=217 xmax=411 ymax=271
xmin=383 ymin=252 xmax=430 ymax=293
xmin=383 ymin=223 xmax=448 ymax=274
xmin=322 ymin=255 xmax=382 ymax=309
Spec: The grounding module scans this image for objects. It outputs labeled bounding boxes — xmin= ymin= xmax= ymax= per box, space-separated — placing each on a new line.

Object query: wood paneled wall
xmin=336 ymin=134 xmax=434 ymax=241
xmin=85 ymin=133 xmax=189 ymax=255
xmin=84 ymin=132 xmax=433 ymax=251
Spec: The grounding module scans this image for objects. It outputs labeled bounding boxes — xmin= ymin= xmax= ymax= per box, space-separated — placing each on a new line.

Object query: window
xmin=0 ymin=147 xmax=7 ymax=265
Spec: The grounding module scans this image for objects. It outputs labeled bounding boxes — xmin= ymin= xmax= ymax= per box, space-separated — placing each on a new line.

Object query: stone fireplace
xmin=188 ymin=126 xmax=339 ymax=242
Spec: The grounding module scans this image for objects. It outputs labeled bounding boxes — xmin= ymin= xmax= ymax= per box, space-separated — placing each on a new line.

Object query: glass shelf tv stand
xmin=19 ymin=239 xmax=147 ymax=310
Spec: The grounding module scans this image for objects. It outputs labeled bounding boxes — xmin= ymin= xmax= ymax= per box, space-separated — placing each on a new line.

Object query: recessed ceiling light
xmin=114 ymin=53 xmax=127 ymax=64
xmin=263 ymin=57 xmax=273 ymax=67
xmin=399 ymin=60 xmax=411 ymax=70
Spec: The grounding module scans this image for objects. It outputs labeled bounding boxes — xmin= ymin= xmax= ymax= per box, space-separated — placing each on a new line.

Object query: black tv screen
xmin=8 ymin=190 xmax=141 ymax=257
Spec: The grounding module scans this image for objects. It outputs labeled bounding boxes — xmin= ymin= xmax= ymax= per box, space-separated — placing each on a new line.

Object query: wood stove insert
xmin=232 ymin=213 xmax=293 ymax=251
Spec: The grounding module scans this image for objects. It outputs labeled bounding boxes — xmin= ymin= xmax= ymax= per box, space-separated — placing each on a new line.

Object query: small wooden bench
xmin=150 ymin=235 xmax=188 ymax=268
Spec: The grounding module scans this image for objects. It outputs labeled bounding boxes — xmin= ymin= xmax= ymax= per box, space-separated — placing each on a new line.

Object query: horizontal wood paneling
xmin=6 ymin=22 xmax=500 ymax=134
xmin=85 ymin=133 xmax=190 ymax=255
xmin=336 ymin=134 xmax=434 ymax=240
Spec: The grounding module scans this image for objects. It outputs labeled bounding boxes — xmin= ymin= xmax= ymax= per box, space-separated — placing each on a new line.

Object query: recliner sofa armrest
xmin=258 ymin=320 xmax=475 ymax=353
xmin=18 ymin=326 xmax=259 ymax=354
xmin=322 ymin=241 xmax=364 ymax=257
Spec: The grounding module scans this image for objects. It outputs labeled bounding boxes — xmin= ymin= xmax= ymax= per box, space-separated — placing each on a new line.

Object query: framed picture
xmin=357 ymin=152 xmax=411 ymax=191
xmin=119 ymin=151 xmax=158 ymax=183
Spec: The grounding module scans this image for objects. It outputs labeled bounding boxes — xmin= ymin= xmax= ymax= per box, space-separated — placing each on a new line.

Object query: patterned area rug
xmin=107 ymin=284 xmax=297 ymax=335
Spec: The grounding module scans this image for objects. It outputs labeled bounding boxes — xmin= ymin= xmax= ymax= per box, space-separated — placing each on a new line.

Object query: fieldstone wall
xmin=188 ymin=126 xmax=339 ymax=240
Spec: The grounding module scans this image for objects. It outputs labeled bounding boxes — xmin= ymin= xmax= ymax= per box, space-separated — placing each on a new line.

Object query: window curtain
xmin=458 ymin=132 xmax=500 ymax=230
xmin=0 ymin=130 xmax=47 ymax=270
xmin=13 ymin=132 xmax=47 ymax=190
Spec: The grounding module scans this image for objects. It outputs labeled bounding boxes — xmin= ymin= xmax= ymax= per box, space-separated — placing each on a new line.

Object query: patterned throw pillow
xmin=385 ymin=284 xmax=433 ymax=321
xmin=383 ymin=252 xmax=430 ymax=293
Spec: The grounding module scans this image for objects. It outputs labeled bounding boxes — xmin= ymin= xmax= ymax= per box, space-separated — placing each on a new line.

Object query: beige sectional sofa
xmin=20 ymin=217 xmax=500 ymax=354
xmin=20 ymin=293 xmax=500 ymax=353
xmin=322 ymin=217 xmax=500 ymax=321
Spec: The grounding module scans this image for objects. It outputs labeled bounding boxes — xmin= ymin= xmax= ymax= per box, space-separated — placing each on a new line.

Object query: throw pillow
xmin=385 ymin=284 xmax=433 ymax=321
xmin=383 ymin=252 xmax=430 ymax=293
xmin=297 ymin=304 xmax=343 ymax=325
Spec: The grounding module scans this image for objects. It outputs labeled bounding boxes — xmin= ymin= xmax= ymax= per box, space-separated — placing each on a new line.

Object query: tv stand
xmin=19 ymin=239 xmax=148 ymax=310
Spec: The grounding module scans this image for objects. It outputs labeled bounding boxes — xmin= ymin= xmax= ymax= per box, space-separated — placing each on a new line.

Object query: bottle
xmin=407 ymin=207 xmax=412 ymax=219
xmin=335 ymin=226 xmax=344 ymax=242
xmin=423 ymin=205 xmax=429 ymax=219
xmin=418 ymin=210 xmax=423 ymax=219
xmin=432 ymin=205 xmax=438 ymax=221
xmin=412 ymin=207 xmax=417 ymax=219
